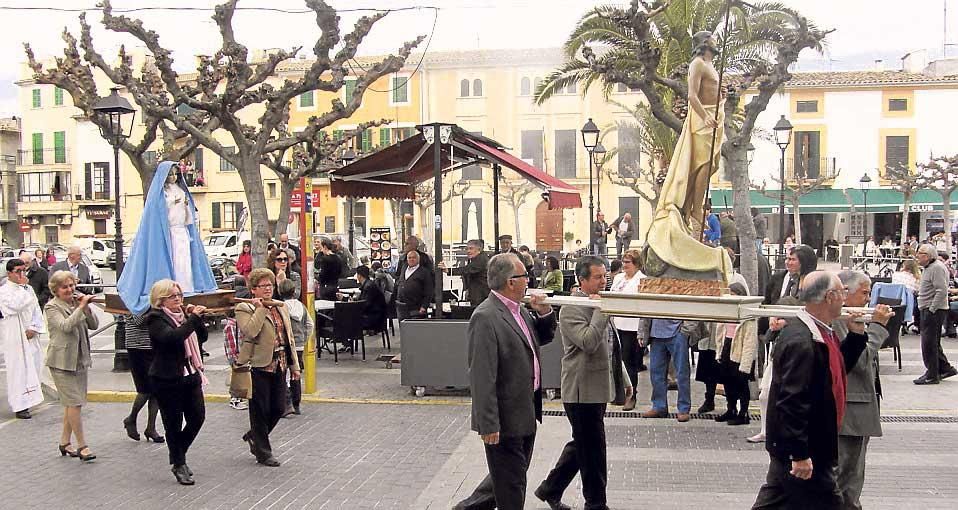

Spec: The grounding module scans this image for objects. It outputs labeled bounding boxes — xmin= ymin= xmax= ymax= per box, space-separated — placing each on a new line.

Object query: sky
xmin=1 ymin=0 xmax=954 ymax=116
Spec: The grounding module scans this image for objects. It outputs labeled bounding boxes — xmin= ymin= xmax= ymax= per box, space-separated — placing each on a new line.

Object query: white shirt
xmin=618 ymin=220 xmax=630 ymax=236
xmin=404 ymin=264 xmax=420 ymax=281
xmin=780 ymin=273 xmax=796 ymax=299
xmin=0 ymin=280 xmax=44 ymax=334
xmin=609 ymin=270 xmax=644 ymax=331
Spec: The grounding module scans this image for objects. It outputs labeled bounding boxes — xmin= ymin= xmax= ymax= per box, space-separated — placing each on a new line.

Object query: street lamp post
xmin=773 ymin=115 xmax=793 ymax=269
xmin=860 ymin=172 xmax=872 ymax=242
xmin=592 ymin=142 xmax=607 ymax=215
xmin=342 ymin=148 xmax=357 ymax=255
xmin=581 ymin=118 xmax=599 ymax=254
xmin=92 ymin=87 xmax=135 ymax=371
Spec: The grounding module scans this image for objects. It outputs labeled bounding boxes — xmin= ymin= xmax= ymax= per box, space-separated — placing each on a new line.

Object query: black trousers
xmin=152 ymin=373 xmax=205 ymax=466
xmin=752 ymin=457 xmax=842 ymax=510
xmin=538 ymin=403 xmax=608 ymax=509
xmin=919 ymin=309 xmax=953 ymax=379
xmin=247 ymin=369 xmax=288 ymax=459
xmin=455 ymin=433 xmax=536 ymax=510
xmin=617 ymin=329 xmax=642 ymax=389
xmin=722 ymin=371 xmax=750 ymax=415
xmin=288 ymin=349 xmax=305 ymax=409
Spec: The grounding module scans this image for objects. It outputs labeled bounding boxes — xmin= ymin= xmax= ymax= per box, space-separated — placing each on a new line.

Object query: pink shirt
xmin=491 ymin=290 xmax=539 ymax=390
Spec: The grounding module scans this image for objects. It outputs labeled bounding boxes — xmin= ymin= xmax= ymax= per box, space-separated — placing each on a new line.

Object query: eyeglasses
xmin=10 ymin=268 xmax=28 ymax=274
xmin=254 ymin=283 xmax=275 ymax=289
xmin=165 ymin=292 xmax=184 ymax=300
xmin=510 ymin=274 xmax=529 ymax=280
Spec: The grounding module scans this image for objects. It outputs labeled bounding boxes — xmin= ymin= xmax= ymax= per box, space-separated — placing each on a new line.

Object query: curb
xmin=86 ymin=390 xmax=472 ymax=407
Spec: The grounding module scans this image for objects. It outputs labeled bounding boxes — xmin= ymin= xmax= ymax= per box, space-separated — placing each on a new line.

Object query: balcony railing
xmin=18 ymin=148 xmax=70 ymax=166
xmin=786 ymin=157 xmax=838 ymax=181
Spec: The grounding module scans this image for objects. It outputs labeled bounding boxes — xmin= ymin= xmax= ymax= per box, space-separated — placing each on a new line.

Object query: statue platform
xmin=102 ymin=289 xmax=237 ymax=315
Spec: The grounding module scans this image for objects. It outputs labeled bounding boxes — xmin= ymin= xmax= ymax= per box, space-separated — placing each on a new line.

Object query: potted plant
xmin=564 ymin=231 xmax=575 ymax=253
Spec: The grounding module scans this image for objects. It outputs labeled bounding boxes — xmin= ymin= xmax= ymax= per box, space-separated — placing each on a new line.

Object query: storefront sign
xmin=18 ymin=222 xmax=31 ymax=233
xmin=84 ymin=207 xmax=114 ymax=220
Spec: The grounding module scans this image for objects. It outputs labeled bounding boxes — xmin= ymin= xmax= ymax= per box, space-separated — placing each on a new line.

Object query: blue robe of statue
xmin=118 ymin=161 xmax=217 ymax=314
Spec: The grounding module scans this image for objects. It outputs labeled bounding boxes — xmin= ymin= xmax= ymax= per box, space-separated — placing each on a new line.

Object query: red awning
xmin=328 ymin=126 xmax=581 ymax=210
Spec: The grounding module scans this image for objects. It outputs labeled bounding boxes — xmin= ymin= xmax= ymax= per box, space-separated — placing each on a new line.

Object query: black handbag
xmin=610 ymin=327 xmax=627 ymax=406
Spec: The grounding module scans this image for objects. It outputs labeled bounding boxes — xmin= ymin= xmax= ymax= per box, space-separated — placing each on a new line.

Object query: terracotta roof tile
xmin=784 ymin=70 xmax=958 ymax=88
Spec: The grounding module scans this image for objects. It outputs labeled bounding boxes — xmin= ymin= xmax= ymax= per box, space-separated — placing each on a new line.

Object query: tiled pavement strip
xmin=1 ymin=307 xmax=957 ymax=509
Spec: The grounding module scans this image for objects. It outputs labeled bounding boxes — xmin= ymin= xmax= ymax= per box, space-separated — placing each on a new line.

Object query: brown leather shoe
xmin=641 ymin=409 xmax=668 ymax=418
xmin=676 ymin=413 xmax=691 ymax=422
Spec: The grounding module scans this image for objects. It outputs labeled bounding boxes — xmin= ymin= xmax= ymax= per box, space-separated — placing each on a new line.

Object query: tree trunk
xmin=272 ymin=178 xmax=297 ymax=240
xmin=417 ymin=203 xmax=434 ymax=250
xmin=792 ymin=205 xmax=802 ymax=245
xmin=513 ymin=203 xmax=522 ymax=246
xmin=943 ymin=190 xmax=953 ymax=246
xmin=726 ymin=146 xmax=759 ymax=295
xmin=900 ymin=192 xmax=911 ymax=244
xmin=236 ymin=157 xmax=271 ymax=266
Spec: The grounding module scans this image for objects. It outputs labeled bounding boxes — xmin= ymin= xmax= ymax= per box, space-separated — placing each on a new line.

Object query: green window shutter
xmin=54 ymin=87 xmax=64 ymax=106
xmin=333 ymin=130 xmax=343 ymax=142
xmin=54 ymin=131 xmax=66 ymax=164
xmin=299 ymin=91 xmax=314 ymax=108
xmin=32 ymin=89 xmax=41 ymax=108
xmin=344 ymin=80 xmax=356 ymax=102
xmin=211 ymin=203 xmax=221 ymax=229
xmin=362 ymin=129 xmax=372 ymax=152
xmin=392 ymin=77 xmax=408 ymax=103
xmin=32 ymin=133 xmax=43 ymax=164
xmin=379 ymin=128 xmax=390 ymax=147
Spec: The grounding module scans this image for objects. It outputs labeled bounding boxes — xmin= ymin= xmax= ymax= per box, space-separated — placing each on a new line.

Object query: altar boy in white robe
xmin=0 ymin=258 xmax=45 ymax=418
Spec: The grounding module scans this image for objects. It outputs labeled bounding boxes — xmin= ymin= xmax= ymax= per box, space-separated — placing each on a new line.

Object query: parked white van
xmin=203 ymin=231 xmax=250 ymax=259
xmin=77 ymin=238 xmax=110 ymax=267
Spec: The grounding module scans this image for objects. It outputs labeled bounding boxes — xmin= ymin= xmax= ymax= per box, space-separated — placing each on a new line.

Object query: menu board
xmin=369 ymin=227 xmax=394 ymax=269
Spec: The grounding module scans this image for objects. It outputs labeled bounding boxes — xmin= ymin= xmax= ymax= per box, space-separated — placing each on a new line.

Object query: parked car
xmin=77 ymin=238 xmax=110 ymax=267
xmin=81 ymin=253 xmax=104 ymax=294
xmin=106 ymin=241 xmax=132 ymax=270
xmin=204 ymin=231 xmax=250 ymax=259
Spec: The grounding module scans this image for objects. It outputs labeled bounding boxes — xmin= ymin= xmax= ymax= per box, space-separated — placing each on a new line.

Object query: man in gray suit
xmin=454 ymin=253 xmax=557 ymax=510
xmin=50 ymin=246 xmax=93 ymax=295
xmin=610 ymin=212 xmax=636 ymax=259
xmin=535 ymin=256 xmax=632 ymax=510
xmin=834 ymin=270 xmax=893 ymax=510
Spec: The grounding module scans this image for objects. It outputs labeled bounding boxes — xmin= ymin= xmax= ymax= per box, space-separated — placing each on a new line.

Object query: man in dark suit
xmin=50 ymin=246 xmax=94 ymax=295
xmin=609 ymin=212 xmax=636 ymax=259
xmin=752 ymin=271 xmax=868 ymax=510
xmin=394 ymin=235 xmax=434 ymax=276
xmin=591 ymin=211 xmax=609 ymax=257
xmin=440 ymin=239 xmax=490 ymax=306
xmin=19 ymin=252 xmax=52 ymax=307
xmin=355 ymin=265 xmax=387 ymax=330
xmin=394 ymin=250 xmax=433 ymax=320
xmin=535 ymin=255 xmax=632 ymax=510
xmin=497 ymin=234 xmax=519 ymax=255
xmin=454 ymin=253 xmax=557 ymax=510
xmin=834 ymin=270 xmax=893 ymax=510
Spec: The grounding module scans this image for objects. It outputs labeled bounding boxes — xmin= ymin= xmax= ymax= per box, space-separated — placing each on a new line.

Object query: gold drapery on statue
xmin=646 ymin=104 xmax=731 ymax=281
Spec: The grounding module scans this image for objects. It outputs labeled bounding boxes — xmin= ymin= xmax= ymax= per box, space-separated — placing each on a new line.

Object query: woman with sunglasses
xmin=146 ymin=279 xmax=209 ymax=485
xmin=266 ymin=248 xmax=301 ymax=301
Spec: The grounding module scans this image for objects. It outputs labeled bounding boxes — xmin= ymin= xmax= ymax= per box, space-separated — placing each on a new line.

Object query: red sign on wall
xmin=19 ymin=222 xmax=31 ymax=233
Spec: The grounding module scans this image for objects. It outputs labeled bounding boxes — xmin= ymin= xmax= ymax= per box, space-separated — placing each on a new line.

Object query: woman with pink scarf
xmin=146 ymin=279 xmax=209 ymax=486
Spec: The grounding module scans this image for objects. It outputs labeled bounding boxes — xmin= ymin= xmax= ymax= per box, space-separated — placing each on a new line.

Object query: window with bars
xmin=554 ymin=130 xmax=577 ymax=178
xmin=194 ymin=148 xmax=205 ymax=171
xmin=888 ymin=98 xmax=908 ymax=111
xmin=521 ymin=130 xmax=544 ymax=169
xmin=520 ymin=77 xmax=531 ymax=96
xmin=391 ymin=76 xmax=409 ymax=104
xmin=352 ymin=201 xmax=367 ymax=237
xmin=473 ymin=79 xmax=483 ymax=97
xmin=220 ymin=146 xmax=237 ymax=171
xmin=299 ymin=90 xmax=314 ymax=108
xmin=617 ymin=126 xmax=642 ymax=176
xmin=885 ymin=135 xmax=910 ymax=172
xmin=796 ymin=100 xmax=819 ymax=113
xmin=94 ymin=219 xmax=107 ymax=235
xmin=54 ymin=87 xmax=64 ymax=106
xmin=32 ymin=89 xmax=41 ymax=108
xmin=460 ymin=79 xmax=470 ymax=97
xmin=84 ymin=162 xmax=111 ymax=200
xmin=850 ymin=213 xmax=865 ymax=238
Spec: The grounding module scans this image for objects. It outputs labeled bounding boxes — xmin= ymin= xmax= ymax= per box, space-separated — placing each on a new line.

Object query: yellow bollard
xmin=302 ymin=178 xmax=318 ymax=394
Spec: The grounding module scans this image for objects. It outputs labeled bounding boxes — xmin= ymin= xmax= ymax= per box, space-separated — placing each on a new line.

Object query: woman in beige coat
xmin=44 ymin=270 xmax=99 ymax=461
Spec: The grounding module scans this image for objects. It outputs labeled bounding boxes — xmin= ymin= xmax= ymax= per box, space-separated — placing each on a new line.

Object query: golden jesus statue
xmin=646 ymin=31 xmax=731 ymax=280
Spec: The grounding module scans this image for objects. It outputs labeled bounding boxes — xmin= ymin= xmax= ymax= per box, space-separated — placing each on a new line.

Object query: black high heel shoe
xmin=123 ymin=416 xmax=141 ymax=441
xmin=58 ymin=443 xmax=78 ymax=457
xmin=76 ymin=445 xmax=96 ymax=462
xmin=144 ymin=430 xmax=165 ymax=443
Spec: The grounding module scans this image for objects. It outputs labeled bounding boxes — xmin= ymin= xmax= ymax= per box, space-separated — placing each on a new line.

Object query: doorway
xmin=535 ymin=200 xmax=563 ymax=253
xmin=799 ymin=214 xmax=824 ymax=254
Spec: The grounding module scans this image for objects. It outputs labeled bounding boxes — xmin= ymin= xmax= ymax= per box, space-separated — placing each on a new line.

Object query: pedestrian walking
xmin=234 ymin=268 xmax=301 ymax=467
xmin=534 ymin=255 xmax=632 ymax=510
xmin=44 ymin=270 xmax=99 ymax=461
xmin=0 ymin=258 xmax=45 ymax=419
xmin=146 ymin=279 xmax=209 ymax=485
xmin=453 ymin=254 xmax=556 ymax=510
xmin=914 ymin=244 xmax=958 ymax=384
xmin=278 ymin=279 xmax=310 ymax=416
xmin=752 ymin=271 xmax=868 ymax=509
xmin=122 ymin=312 xmax=164 ymax=443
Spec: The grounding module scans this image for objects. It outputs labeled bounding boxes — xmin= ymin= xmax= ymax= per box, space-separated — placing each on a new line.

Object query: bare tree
xmin=884 ymin=163 xmax=923 ymax=243
xmin=496 ymin=177 xmax=538 ymax=245
xmin=50 ymin=0 xmax=424 ymax=264
xmin=24 ymin=32 xmax=205 ymax=199
xmin=602 ymin=159 xmax=667 ymax=210
xmin=917 ymin=155 xmax=958 ymax=240
xmin=752 ymin=169 xmax=836 ymax=245
xmin=413 ymin=180 xmax=471 ymax=251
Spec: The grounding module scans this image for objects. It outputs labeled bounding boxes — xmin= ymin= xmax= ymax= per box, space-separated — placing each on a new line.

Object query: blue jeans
xmin=649 ymin=333 xmax=691 ymax=414
xmin=755 ymin=239 xmax=763 ymax=256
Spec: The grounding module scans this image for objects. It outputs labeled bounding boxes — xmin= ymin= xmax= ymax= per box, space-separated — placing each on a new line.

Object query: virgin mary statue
xmin=118 ymin=161 xmax=217 ymax=314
